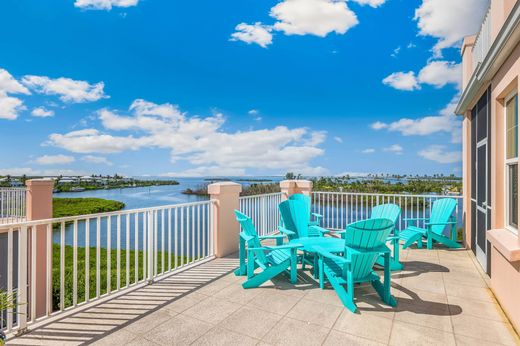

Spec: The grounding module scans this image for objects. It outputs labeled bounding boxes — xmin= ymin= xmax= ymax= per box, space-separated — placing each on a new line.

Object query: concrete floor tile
xmin=389 ymin=321 xmax=456 ymax=346
xmin=191 ymin=327 xmax=259 ymax=346
xmin=287 ymin=298 xmax=343 ymax=328
xmin=262 ymin=316 xmax=330 ymax=346
xmin=143 ymin=314 xmax=213 ymax=345
xmin=451 ymin=314 xmax=520 ymax=346
xmin=219 ymin=306 xmax=283 ymax=339
xmin=183 ymin=296 xmax=242 ymax=324
xmin=323 ymin=330 xmax=386 ymax=346
xmin=333 ymin=309 xmax=393 ymax=344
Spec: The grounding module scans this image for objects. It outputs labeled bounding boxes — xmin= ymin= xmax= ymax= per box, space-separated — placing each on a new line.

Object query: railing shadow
xmin=9 ymin=258 xmax=239 ymax=346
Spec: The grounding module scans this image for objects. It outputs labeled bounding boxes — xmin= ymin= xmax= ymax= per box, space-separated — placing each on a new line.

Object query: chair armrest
xmin=314 ymin=246 xmax=350 ymax=265
xmin=426 ymin=221 xmax=457 ymax=226
xmin=311 ymin=213 xmax=323 ymax=224
xmin=248 ymin=243 xmax=303 ymax=252
xmin=403 ymin=217 xmax=429 ymax=222
xmin=259 ymin=234 xmax=286 ymax=241
xmin=278 ymin=226 xmax=296 ymax=236
xmin=240 ymin=233 xmax=255 ymax=242
xmin=348 ymin=244 xmax=391 ymax=255
xmin=309 ymin=225 xmax=330 ymax=234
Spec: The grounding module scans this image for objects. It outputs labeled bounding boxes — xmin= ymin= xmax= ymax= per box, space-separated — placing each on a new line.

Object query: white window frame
xmin=504 ymin=91 xmax=518 ymax=234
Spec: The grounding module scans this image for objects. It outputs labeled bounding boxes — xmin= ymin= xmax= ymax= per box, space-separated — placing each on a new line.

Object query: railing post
xmin=208 ymin=182 xmax=242 ymax=258
xmin=279 ymin=180 xmax=313 ymax=200
xmin=25 ymin=179 xmax=54 ymax=321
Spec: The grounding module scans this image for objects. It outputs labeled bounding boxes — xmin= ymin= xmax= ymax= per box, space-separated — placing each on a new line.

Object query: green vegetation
xmin=311 ymin=176 xmax=462 ymax=195
xmin=55 ymin=176 xmax=179 ymax=193
xmin=53 ymin=198 xmax=125 ymax=218
xmin=52 ymin=244 xmax=193 ymax=311
xmin=183 ymin=182 xmax=280 ymax=197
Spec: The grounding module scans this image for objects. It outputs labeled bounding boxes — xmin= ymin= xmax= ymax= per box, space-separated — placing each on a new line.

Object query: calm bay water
xmin=51 ymin=177 xmax=282 ymax=249
xmin=53 ymin=177 xmax=282 ymax=209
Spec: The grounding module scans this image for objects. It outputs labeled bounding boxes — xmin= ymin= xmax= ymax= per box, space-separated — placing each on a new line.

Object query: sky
xmin=0 ymin=0 xmax=490 ymax=177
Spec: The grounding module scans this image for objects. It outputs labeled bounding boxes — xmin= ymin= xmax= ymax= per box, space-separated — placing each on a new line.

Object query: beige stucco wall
xmin=461 ymin=33 xmax=520 ymax=332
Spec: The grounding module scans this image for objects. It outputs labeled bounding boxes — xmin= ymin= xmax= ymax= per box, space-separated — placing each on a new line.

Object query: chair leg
xmin=235 ymin=237 xmax=247 ymax=276
xmin=326 ymin=269 xmax=357 ymax=312
xmin=319 ymin=258 xmax=324 ymax=289
xmin=290 ymin=250 xmax=298 ymax=284
xmin=242 ymin=264 xmax=287 ymax=289
xmin=427 ymin=234 xmax=433 ymax=249
xmin=301 ymin=251 xmax=306 ymax=271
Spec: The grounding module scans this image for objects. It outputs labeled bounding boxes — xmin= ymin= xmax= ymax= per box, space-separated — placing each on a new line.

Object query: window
xmin=506 ymin=94 xmax=518 ymax=230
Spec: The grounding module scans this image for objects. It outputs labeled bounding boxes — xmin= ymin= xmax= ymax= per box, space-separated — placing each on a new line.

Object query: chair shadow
xmin=390 ymin=260 xmax=450 ymax=280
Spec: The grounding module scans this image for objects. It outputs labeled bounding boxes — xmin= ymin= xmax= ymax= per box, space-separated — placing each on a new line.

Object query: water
xmin=51 ymin=177 xmax=282 ymax=250
xmin=53 ymin=177 xmax=282 ymax=210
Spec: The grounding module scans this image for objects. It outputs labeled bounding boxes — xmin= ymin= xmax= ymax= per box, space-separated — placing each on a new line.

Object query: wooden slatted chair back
xmin=370 ymin=203 xmax=401 ymax=225
xmin=234 ymin=210 xmax=267 ymax=265
xmin=429 ymin=198 xmax=457 ymax=236
xmin=343 ymin=218 xmax=394 ymax=280
xmin=279 ymin=199 xmax=310 ymax=239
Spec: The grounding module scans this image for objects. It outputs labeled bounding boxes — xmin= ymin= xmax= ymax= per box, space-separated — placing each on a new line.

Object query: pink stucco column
xmin=26 ymin=179 xmax=54 ymax=319
xmin=208 ymin=182 xmax=242 ymax=258
xmin=280 ymin=180 xmax=313 ymax=200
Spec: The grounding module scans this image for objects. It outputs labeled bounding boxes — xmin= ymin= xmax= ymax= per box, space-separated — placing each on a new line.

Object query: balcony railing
xmin=472 ymin=4 xmax=492 ymax=73
xmin=0 ymin=187 xmax=26 ymax=224
xmin=239 ymin=192 xmax=283 ymax=236
xmin=1 ymin=190 xmax=463 ymax=335
xmin=312 ymin=191 xmax=463 ymax=231
xmin=0 ymin=200 xmax=215 ymax=334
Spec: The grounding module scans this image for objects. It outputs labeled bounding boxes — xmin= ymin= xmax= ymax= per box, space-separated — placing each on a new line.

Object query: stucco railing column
xmin=280 ymin=180 xmax=313 ymax=200
xmin=26 ymin=179 xmax=54 ymax=319
xmin=208 ymin=182 xmax=242 ymax=258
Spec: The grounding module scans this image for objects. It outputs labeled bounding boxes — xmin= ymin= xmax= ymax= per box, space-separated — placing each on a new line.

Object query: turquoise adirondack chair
xmin=288 ymin=194 xmax=323 ymax=227
xmin=279 ymin=198 xmax=331 ymax=273
xmin=335 ymin=204 xmax=402 ymax=270
xmin=372 ymin=204 xmax=403 ymax=271
xmin=278 ymin=199 xmax=329 ymax=239
xmin=234 ymin=210 xmax=302 ymax=288
xmin=399 ymin=198 xmax=460 ymax=250
xmin=315 ymin=218 xmax=397 ymax=313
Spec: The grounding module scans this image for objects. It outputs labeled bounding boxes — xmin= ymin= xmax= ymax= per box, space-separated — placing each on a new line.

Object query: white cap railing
xmin=472 ymin=4 xmax=492 ymax=73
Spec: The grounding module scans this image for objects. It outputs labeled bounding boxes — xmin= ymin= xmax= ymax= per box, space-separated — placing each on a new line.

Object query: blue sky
xmin=0 ymin=0 xmax=489 ymax=177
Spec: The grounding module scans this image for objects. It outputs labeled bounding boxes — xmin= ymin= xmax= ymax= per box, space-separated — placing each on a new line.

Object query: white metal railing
xmin=0 ymin=188 xmax=26 ymax=224
xmin=472 ymin=4 xmax=492 ymax=73
xmin=239 ymin=192 xmax=283 ymax=236
xmin=312 ymin=192 xmax=463 ymax=232
xmin=0 ymin=200 xmax=214 ymax=334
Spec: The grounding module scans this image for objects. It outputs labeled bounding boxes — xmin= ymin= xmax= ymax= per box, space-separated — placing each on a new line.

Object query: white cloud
xmin=231 ymin=23 xmax=273 ymax=48
xmin=31 ymin=107 xmax=55 ymax=118
xmin=383 ymin=144 xmax=403 ymax=154
xmin=248 ymin=109 xmax=262 ymax=121
xmin=336 ymin=171 xmax=369 ymax=177
xmin=415 ymin=0 xmax=489 ymax=56
xmin=333 ymin=136 xmax=343 ymax=143
xmin=35 ymin=154 xmax=75 ymax=165
xmin=0 ymin=94 xmax=26 ymax=120
xmin=271 ymin=0 xmax=358 ymax=37
xmin=81 ymin=155 xmax=113 ymax=165
xmin=22 ymin=75 xmax=108 ymax=103
xmin=74 ymin=0 xmax=139 ymax=10
xmin=418 ymin=145 xmax=461 ymax=163
xmin=384 ymin=60 xmax=461 ymax=91
xmin=0 ymin=68 xmax=30 ymax=120
xmin=417 ymin=60 xmax=461 ymax=89
xmin=0 ymin=167 xmax=87 ymax=176
xmin=47 ymin=99 xmax=326 ymax=175
xmin=351 ymin=0 xmax=387 ymax=7
xmin=372 ymin=94 xmax=462 ymax=144
xmin=161 ymin=166 xmax=247 ymax=178
xmin=0 ymin=69 xmax=30 ymax=95
xmin=382 ymin=71 xmax=419 ymax=91
xmin=362 ymin=148 xmax=375 ymax=154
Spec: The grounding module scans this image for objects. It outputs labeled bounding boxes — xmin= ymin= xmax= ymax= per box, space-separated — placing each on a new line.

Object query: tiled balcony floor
xmin=9 ymin=247 xmax=520 ymax=346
